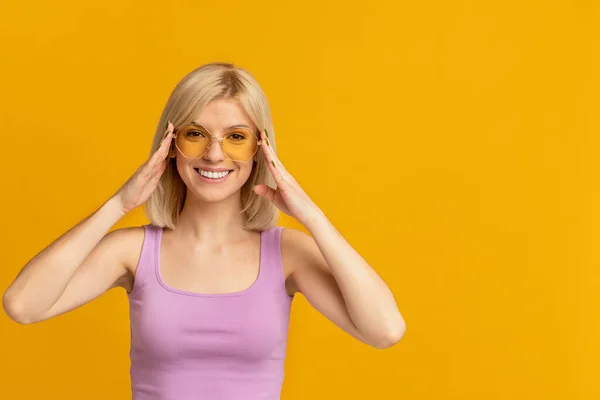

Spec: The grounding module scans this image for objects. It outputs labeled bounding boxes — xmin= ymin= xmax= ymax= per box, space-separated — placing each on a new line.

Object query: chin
xmin=188 ymin=187 xmax=239 ymax=204
xmin=180 ymin=167 xmax=251 ymax=204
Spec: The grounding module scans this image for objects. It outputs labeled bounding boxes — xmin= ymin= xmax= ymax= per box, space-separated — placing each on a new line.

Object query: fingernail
xmin=264 ymin=129 xmax=269 ymax=138
xmin=266 ymin=137 xmax=270 ymax=147
xmin=166 ymin=120 xmax=170 ymax=131
xmin=271 ymin=160 xmax=276 ymax=168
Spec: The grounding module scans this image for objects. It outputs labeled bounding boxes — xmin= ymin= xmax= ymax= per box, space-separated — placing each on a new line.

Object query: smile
xmin=194 ymin=168 xmax=232 ymax=180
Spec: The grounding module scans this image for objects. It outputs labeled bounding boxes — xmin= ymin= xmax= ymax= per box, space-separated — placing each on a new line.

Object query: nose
xmin=203 ymin=138 xmax=226 ymax=162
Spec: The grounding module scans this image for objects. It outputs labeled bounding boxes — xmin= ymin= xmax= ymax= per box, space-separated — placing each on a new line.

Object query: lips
xmin=194 ymin=168 xmax=233 ymax=180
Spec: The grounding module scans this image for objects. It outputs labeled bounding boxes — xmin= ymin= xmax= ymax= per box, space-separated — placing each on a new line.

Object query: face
xmin=172 ymin=98 xmax=260 ymax=204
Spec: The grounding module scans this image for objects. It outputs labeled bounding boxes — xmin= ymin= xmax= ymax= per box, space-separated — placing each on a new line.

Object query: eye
xmin=185 ymin=129 xmax=207 ymax=139
xmin=226 ymin=132 xmax=248 ymax=141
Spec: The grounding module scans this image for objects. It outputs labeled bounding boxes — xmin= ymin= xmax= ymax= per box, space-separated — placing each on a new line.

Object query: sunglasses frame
xmin=171 ymin=123 xmax=262 ymax=162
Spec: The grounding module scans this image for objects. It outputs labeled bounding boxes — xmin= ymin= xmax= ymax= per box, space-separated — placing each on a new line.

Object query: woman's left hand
xmin=253 ymin=130 xmax=324 ymax=227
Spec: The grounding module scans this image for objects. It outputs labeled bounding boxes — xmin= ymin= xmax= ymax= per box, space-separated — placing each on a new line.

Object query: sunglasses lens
xmin=176 ymin=126 xmax=258 ymax=161
xmin=176 ymin=126 xmax=210 ymax=157
xmin=222 ymin=129 xmax=258 ymax=161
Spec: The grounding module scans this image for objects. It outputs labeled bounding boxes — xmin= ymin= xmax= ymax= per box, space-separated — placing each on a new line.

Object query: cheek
xmin=174 ymin=157 xmax=194 ymax=181
xmin=234 ymin=160 xmax=255 ymax=180
xmin=175 ymin=157 xmax=186 ymax=173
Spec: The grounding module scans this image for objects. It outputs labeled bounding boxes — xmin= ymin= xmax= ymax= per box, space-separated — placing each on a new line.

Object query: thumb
xmin=253 ymin=184 xmax=277 ymax=202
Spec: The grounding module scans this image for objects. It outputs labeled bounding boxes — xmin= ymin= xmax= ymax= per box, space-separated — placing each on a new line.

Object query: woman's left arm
xmin=254 ymin=130 xmax=406 ymax=349
xmin=283 ymin=220 xmax=406 ymax=349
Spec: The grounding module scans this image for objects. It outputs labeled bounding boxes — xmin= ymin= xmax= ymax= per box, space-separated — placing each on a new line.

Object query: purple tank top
xmin=127 ymin=224 xmax=293 ymax=400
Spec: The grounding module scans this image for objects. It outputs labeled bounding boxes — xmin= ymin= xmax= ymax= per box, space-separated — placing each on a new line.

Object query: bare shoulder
xmin=102 ymin=226 xmax=146 ymax=290
xmin=281 ymin=228 xmax=324 ymax=290
xmin=281 ymin=227 xmax=315 ymax=257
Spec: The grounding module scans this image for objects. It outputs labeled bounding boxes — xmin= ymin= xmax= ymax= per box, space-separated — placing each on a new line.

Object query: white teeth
xmin=197 ymin=169 xmax=230 ymax=179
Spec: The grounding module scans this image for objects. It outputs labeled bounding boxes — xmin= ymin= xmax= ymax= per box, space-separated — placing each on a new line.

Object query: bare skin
xmin=2 ymin=119 xmax=173 ymax=324
xmin=3 ymin=98 xmax=405 ymax=349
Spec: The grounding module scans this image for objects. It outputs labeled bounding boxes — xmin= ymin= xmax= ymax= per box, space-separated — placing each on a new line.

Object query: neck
xmin=173 ymin=190 xmax=249 ymax=244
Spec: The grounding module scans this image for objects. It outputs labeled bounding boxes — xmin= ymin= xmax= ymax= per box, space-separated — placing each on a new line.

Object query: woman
xmin=3 ymin=62 xmax=405 ymax=399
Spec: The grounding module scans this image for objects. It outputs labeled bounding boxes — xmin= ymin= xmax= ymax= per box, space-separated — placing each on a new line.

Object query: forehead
xmin=191 ymin=98 xmax=256 ymax=131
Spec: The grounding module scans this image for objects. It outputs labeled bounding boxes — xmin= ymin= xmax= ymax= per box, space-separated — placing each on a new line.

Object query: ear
xmin=168 ymin=141 xmax=177 ymax=158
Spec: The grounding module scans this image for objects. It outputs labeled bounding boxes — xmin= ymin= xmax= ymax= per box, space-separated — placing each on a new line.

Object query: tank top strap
xmin=129 ymin=224 xmax=161 ymax=297
xmin=258 ymin=226 xmax=287 ymax=292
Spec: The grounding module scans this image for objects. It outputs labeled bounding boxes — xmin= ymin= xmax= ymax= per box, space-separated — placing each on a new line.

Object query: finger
xmin=149 ymin=141 xmax=168 ymax=166
xmin=262 ymin=131 xmax=278 ymax=164
xmin=260 ymin=130 xmax=297 ymax=185
xmin=158 ymin=122 xmax=174 ymax=150
xmin=152 ymin=159 xmax=168 ymax=184
xmin=141 ymin=136 xmax=171 ymax=179
xmin=261 ymin=131 xmax=283 ymax=186
xmin=260 ymin=131 xmax=278 ymax=167
xmin=148 ymin=157 xmax=166 ymax=179
xmin=262 ymin=130 xmax=292 ymax=173
xmin=141 ymin=159 xmax=167 ymax=192
xmin=260 ymin=130 xmax=275 ymax=161
xmin=262 ymin=145 xmax=284 ymax=183
xmin=162 ymin=121 xmax=174 ymax=139
xmin=150 ymin=132 xmax=174 ymax=166
xmin=253 ymin=184 xmax=277 ymax=202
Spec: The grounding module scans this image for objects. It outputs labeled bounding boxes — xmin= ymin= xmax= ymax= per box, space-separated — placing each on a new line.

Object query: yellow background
xmin=1 ymin=1 xmax=599 ymax=399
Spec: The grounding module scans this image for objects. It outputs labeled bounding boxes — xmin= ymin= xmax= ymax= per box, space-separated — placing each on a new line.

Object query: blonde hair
xmin=145 ymin=62 xmax=279 ymax=231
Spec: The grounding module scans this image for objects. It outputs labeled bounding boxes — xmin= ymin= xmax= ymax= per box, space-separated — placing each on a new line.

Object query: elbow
xmin=372 ymin=318 xmax=406 ymax=349
xmin=2 ymin=291 xmax=35 ymax=325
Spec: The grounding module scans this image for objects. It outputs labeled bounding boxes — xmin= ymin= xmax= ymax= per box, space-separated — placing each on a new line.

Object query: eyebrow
xmin=189 ymin=121 xmax=252 ymax=130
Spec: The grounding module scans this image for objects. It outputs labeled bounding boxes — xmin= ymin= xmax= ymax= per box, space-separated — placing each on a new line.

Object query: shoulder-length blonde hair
xmin=145 ymin=62 xmax=279 ymax=231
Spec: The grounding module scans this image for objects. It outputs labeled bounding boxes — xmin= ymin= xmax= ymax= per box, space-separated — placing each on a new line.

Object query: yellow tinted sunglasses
xmin=172 ymin=123 xmax=261 ymax=162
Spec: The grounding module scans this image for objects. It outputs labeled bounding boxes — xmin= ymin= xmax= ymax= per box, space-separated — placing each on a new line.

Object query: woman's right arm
xmin=3 ymin=197 xmax=132 ymax=324
xmin=2 ymin=122 xmax=174 ymax=324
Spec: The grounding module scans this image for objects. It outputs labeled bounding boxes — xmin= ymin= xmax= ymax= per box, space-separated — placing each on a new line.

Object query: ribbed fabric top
xmin=127 ymin=224 xmax=293 ymax=400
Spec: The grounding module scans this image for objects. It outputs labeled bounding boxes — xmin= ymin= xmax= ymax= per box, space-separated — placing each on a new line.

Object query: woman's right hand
xmin=114 ymin=121 xmax=174 ymax=215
